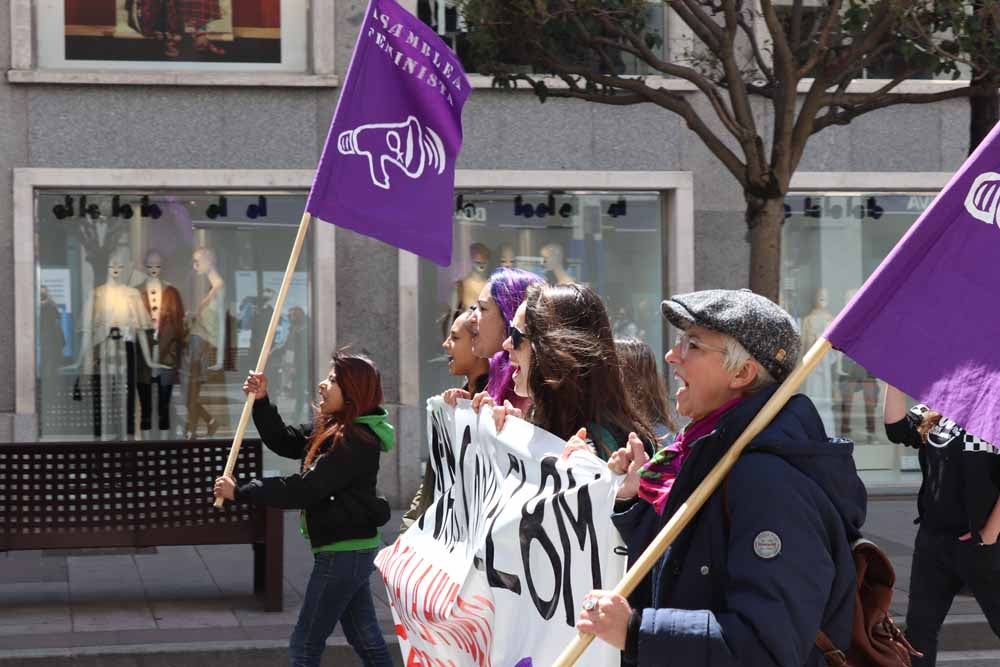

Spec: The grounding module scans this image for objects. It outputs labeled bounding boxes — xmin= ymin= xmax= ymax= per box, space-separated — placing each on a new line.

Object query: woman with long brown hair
xmin=477 ymin=282 xmax=655 ymax=459
xmin=214 ymin=352 xmax=395 ymax=667
xmin=615 ymin=337 xmax=677 ymax=443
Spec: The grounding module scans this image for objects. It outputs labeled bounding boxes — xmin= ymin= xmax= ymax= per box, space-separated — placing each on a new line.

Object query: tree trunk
xmin=969 ymin=79 xmax=999 ymax=156
xmin=746 ymin=196 xmax=785 ymax=302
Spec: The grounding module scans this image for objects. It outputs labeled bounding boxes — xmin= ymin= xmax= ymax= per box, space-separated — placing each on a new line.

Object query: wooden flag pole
xmin=213 ymin=211 xmax=313 ymax=508
xmin=552 ymin=336 xmax=834 ymax=667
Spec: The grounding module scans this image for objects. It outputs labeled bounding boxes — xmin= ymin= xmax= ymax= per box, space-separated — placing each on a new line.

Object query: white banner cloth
xmin=375 ymin=398 xmax=626 ymax=667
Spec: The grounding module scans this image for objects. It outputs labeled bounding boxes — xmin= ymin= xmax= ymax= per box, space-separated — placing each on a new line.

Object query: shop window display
xmin=419 ymin=190 xmax=665 ymax=408
xmin=34 ymin=0 xmax=307 ymax=72
xmin=35 ymin=192 xmax=313 ymax=465
xmin=782 ymin=192 xmax=932 ymax=477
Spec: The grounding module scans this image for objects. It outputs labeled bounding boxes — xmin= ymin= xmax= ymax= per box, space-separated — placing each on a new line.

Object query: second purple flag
xmin=307 ymin=0 xmax=470 ymax=266
xmin=826 ymin=120 xmax=1000 ymax=444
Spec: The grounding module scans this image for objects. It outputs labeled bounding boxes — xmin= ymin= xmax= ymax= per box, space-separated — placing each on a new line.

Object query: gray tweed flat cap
xmin=661 ymin=288 xmax=801 ymax=382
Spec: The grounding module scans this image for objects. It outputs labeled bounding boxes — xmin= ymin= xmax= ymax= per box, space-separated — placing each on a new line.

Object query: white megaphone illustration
xmin=965 ymin=171 xmax=1000 ymax=227
xmin=337 ymin=115 xmax=446 ymax=190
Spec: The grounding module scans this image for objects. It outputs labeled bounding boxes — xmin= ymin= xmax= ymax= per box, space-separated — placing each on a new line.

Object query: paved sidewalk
xmin=1 ymin=500 xmax=997 ymax=665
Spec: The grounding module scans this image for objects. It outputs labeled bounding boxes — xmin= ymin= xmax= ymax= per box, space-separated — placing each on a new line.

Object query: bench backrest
xmin=0 ymin=438 xmax=266 ymax=549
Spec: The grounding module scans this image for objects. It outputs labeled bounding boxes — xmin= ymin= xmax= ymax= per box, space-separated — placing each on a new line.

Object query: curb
xmin=0 ymin=637 xmax=405 ymax=667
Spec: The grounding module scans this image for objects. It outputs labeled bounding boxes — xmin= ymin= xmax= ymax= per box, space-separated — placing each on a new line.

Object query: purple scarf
xmin=637 ymin=396 xmax=746 ymax=515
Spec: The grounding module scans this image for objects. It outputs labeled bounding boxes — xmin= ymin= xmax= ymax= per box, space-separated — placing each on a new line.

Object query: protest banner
xmin=377 ymin=398 xmax=626 ymax=667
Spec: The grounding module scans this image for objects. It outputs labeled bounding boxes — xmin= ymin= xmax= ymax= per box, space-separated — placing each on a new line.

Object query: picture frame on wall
xmin=35 ymin=0 xmax=307 ymax=72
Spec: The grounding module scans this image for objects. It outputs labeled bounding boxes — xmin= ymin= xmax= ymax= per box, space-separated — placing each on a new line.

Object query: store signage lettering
xmin=607 ymin=198 xmax=627 ymax=218
xmin=907 ymin=196 xmax=934 ymax=211
xmin=52 ymin=195 xmax=162 ymax=220
xmin=783 ymin=196 xmax=884 ymax=221
xmin=514 ymin=194 xmax=573 ymax=219
xmin=454 ymin=195 xmax=487 ymax=222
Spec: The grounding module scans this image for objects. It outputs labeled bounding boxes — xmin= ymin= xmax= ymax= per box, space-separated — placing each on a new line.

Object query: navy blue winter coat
xmin=614 ymin=385 xmax=867 ymax=667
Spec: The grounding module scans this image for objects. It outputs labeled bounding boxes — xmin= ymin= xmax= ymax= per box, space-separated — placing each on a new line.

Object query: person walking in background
xmin=214 ymin=352 xmax=395 ymax=667
xmin=884 ymin=384 xmax=1000 ymax=666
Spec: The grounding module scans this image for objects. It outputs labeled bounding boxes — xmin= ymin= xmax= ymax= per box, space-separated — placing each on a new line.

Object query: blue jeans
xmin=289 ymin=549 xmax=394 ymax=667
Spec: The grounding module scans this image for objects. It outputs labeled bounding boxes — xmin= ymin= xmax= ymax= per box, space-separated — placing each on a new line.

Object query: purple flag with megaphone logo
xmin=306 ymin=0 xmax=469 ymax=266
xmin=826 ymin=120 xmax=1000 ymax=443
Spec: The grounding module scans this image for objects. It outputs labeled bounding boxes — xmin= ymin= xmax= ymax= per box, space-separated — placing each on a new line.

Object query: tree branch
xmin=668 ymin=0 xmax=724 ymax=52
xmin=508 ymin=61 xmax=751 ymax=188
xmin=736 ymin=12 xmax=775 ymax=82
xmin=586 ymin=12 xmax=745 ymax=142
xmin=718 ymin=0 xmax=759 ymax=145
xmin=797 ymin=0 xmax=844 ymax=78
xmin=813 ymin=85 xmax=973 ymax=133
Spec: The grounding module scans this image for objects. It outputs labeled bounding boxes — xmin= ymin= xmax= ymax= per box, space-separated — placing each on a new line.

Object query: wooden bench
xmin=0 ymin=438 xmax=284 ymax=611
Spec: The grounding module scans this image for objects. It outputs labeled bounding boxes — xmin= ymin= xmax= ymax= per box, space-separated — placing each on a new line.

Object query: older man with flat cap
xmin=577 ymin=289 xmax=867 ymax=667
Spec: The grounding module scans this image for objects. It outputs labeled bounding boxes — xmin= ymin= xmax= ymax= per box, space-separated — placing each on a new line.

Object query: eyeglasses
xmin=509 ymin=321 xmax=530 ymax=349
xmin=676 ymin=332 xmax=727 ymax=359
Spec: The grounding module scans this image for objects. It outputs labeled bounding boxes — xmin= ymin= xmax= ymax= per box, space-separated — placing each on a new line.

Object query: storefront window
xmin=35 ymin=0 xmax=307 ymax=72
xmin=34 ymin=191 xmax=313 ymax=465
xmin=782 ymin=192 xmax=933 ymax=479
xmin=418 ymin=190 xmax=665 ymax=405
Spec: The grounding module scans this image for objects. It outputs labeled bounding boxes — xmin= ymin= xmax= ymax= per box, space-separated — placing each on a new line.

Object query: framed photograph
xmin=36 ymin=0 xmax=307 ymax=72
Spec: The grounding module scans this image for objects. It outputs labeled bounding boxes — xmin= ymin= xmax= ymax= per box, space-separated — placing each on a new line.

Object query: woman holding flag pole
xmin=214 ymin=353 xmax=395 ymax=667
xmin=574 ymin=289 xmax=866 ymax=667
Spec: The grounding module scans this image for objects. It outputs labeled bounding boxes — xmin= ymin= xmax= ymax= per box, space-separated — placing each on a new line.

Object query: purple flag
xmin=306 ymin=0 xmax=469 ymax=266
xmin=825 ymin=121 xmax=1000 ymax=443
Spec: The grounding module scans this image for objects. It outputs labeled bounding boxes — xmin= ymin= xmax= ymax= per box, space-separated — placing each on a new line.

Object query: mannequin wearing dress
xmin=66 ymin=249 xmax=164 ymax=438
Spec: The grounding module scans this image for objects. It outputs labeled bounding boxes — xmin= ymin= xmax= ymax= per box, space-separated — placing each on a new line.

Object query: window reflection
xmin=36 ymin=192 xmax=313 ymax=454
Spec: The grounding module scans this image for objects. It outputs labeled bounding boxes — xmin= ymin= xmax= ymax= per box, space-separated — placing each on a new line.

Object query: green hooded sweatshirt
xmin=301 ymin=407 xmax=395 ymax=553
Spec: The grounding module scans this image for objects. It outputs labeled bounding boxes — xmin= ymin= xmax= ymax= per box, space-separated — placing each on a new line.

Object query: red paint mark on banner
xmin=377 ymin=542 xmax=496 ymax=667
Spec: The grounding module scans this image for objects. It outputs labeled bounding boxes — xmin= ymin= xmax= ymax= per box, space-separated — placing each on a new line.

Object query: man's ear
xmin=729 ymin=360 xmax=758 ymax=392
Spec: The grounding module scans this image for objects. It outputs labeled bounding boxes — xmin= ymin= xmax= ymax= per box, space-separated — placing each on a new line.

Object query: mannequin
xmin=137 ymin=250 xmax=185 ymax=434
xmin=185 ymin=246 xmax=227 ymax=438
xmin=838 ymin=288 xmax=879 ymax=440
xmin=540 ymin=243 xmax=573 ymax=285
xmin=449 ymin=243 xmax=491 ymax=321
xmin=65 ymin=248 xmax=164 ymax=439
xmin=497 ymin=243 xmax=515 ymax=269
xmin=801 ymin=288 xmax=836 ymax=433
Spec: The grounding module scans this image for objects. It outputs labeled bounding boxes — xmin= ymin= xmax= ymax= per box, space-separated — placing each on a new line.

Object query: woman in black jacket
xmin=884 ymin=384 xmax=1000 ymax=667
xmin=214 ymin=352 xmax=395 ymax=667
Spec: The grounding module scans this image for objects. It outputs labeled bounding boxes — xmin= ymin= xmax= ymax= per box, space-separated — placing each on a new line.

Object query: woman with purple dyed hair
xmin=444 ymin=268 xmax=542 ymax=410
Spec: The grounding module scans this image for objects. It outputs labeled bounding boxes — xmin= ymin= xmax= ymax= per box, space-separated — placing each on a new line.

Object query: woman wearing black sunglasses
xmin=474 ymin=282 xmax=654 ymax=460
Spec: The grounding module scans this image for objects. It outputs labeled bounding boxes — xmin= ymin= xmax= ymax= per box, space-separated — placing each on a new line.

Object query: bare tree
xmin=461 ymin=0 xmax=970 ymax=299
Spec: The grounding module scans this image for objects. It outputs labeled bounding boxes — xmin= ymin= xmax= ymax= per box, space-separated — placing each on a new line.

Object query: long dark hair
xmin=523 ymin=283 xmax=654 ymax=455
xmin=303 ymin=352 xmax=383 ymax=470
xmin=616 ymin=337 xmax=676 ymax=438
